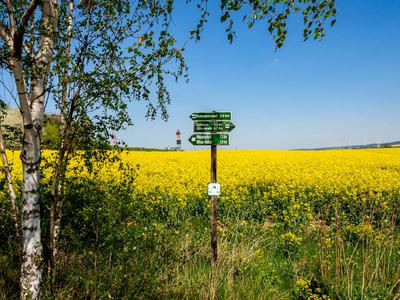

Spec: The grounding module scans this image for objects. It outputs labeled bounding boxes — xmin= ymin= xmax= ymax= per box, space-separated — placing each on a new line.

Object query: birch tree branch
xmin=0 ymin=58 xmax=11 ymax=68
xmin=14 ymin=0 xmax=39 ymax=58
xmin=22 ymin=41 xmax=34 ymax=60
xmin=19 ymin=0 xmax=39 ymax=32
xmin=0 ymin=22 xmax=12 ymax=47
xmin=6 ymin=0 xmax=15 ymax=37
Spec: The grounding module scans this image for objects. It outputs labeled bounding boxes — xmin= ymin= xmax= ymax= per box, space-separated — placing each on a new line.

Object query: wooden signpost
xmin=190 ymin=112 xmax=231 ymax=121
xmin=194 ymin=121 xmax=235 ymax=133
xmin=188 ymin=133 xmax=229 ymax=146
xmin=188 ymin=111 xmax=235 ymax=266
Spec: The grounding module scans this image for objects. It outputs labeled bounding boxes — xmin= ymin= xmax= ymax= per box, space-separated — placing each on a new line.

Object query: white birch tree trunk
xmin=19 ymin=141 xmax=41 ymax=300
xmin=11 ymin=56 xmax=42 ymax=300
xmin=0 ymin=0 xmax=58 ymax=298
xmin=19 ymin=0 xmax=58 ymax=297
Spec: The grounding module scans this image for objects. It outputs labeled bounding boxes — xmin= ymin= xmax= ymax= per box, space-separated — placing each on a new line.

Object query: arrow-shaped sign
xmin=188 ymin=134 xmax=229 ymax=146
xmin=190 ymin=112 xmax=231 ymax=121
xmin=194 ymin=121 xmax=235 ymax=133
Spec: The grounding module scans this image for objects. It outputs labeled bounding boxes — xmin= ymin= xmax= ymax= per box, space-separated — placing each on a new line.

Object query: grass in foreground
xmin=2 ymin=209 xmax=400 ymax=299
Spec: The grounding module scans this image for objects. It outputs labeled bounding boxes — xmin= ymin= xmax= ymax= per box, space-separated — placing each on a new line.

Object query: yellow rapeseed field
xmin=123 ymin=149 xmax=400 ymax=211
xmin=2 ymin=148 xmax=400 ymax=221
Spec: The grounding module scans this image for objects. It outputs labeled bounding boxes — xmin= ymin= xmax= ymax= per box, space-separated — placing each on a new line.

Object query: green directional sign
xmin=188 ymin=134 xmax=229 ymax=146
xmin=190 ymin=112 xmax=231 ymax=121
xmin=194 ymin=121 xmax=235 ymax=133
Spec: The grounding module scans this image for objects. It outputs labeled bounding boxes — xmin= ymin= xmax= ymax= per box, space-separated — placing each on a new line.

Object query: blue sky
xmin=117 ymin=0 xmax=400 ymax=150
xmin=4 ymin=1 xmax=397 ymax=150
xmin=119 ymin=1 xmax=400 ymax=150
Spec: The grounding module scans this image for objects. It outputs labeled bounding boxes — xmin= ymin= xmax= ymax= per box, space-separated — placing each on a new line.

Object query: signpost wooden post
xmin=210 ymin=144 xmax=217 ymax=264
xmin=188 ymin=111 xmax=235 ymax=267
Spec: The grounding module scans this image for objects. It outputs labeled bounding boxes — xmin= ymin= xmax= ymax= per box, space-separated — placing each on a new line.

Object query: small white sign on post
xmin=208 ymin=183 xmax=221 ymax=196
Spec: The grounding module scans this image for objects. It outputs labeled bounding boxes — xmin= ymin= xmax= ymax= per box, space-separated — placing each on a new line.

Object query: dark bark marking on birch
xmin=20 ymin=251 xmax=42 ymax=297
xmin=24 ymin=189 xmax=39 ymax=194
xmin=23 ymin=210 xmax=30 ymax=221
xmin=22 ymin=209 xmax=40 ymax=216
xmin=22 ymin=226 xmax=38 ymax=232
xmin=20 ymin=157 xmax=41 ymax=173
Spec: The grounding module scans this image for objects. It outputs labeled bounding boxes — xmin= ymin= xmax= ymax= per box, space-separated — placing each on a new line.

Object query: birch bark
xmin=11 ymin=48 xmax=43 ymax=300
xmin=0 ymin=0 xmax=58 ymax=298
xmin=19 ymin=1 xmax=58 ymax=298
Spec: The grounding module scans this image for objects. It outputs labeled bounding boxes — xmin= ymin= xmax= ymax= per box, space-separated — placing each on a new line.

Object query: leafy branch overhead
xmin=192 ymin=0 xmax=336 ymax=49
xmin=50 ymin=0 xmax=190 ymax=126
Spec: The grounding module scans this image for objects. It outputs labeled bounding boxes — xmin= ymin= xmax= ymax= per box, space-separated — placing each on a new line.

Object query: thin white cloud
xmin=273 ymin=59 xmax=279 ymax=63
